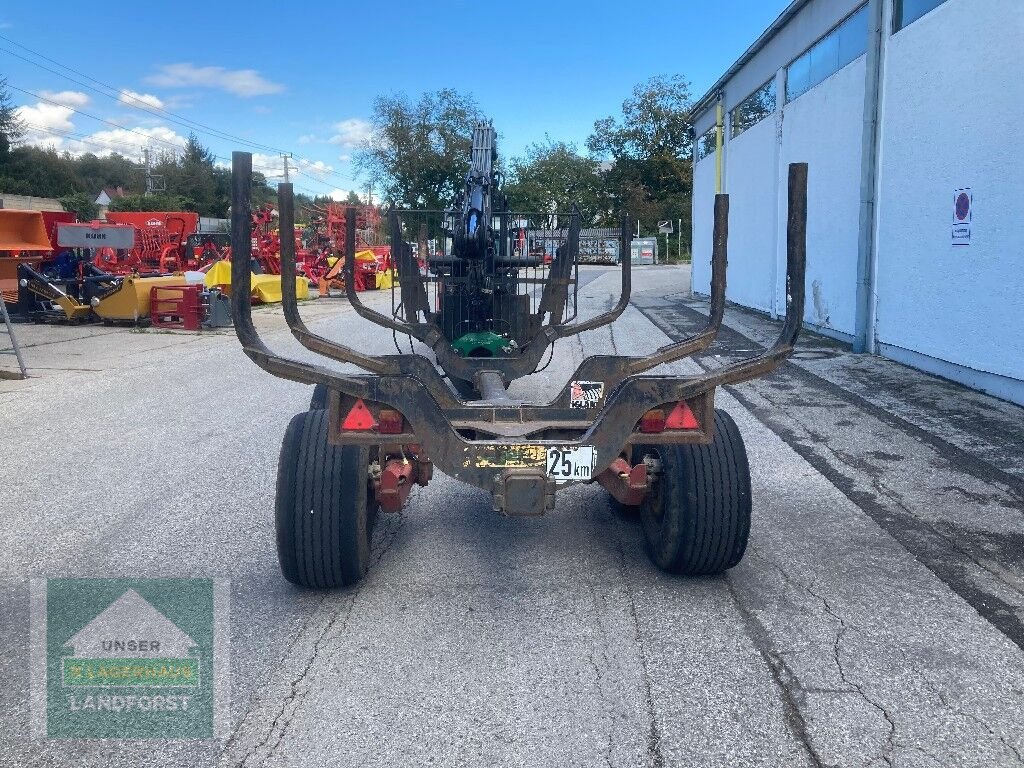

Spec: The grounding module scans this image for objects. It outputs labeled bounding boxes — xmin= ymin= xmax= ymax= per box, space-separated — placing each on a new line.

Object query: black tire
xmin=309 ymin=383 xmax=328 ymax=409
xmin=275 ymin=409 xmax=376 ymax=588
xmin=637 ymin=408 xmax=751 ymax=576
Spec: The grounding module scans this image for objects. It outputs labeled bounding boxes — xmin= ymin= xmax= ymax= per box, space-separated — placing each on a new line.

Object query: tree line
xmin=1 ymin=75 xmax=697 ymax=248
xmin=356 ymin=75 xmax=695 ymax=247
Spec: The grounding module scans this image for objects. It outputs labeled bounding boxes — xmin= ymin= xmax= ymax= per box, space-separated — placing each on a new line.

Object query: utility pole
xmin=280 ymin=152 xmax=292 ymax=184
xmin=678 ymin=218 xmax=682 ymax=260
xmin=143 ymin=147 xmax=164 ymax=196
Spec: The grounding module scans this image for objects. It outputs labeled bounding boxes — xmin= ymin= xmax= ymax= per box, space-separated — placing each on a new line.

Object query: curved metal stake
xmin=229 ymin=152 xmax=371 ymax=393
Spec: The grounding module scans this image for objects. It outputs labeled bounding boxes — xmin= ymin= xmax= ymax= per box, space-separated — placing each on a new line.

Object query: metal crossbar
xmin=0 ymin=297 xmax=27 ymax=379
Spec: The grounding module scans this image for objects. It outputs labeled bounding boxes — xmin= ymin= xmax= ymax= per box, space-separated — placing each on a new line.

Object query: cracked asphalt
xmin=2 ymin=265 xmax=1023 ymax=767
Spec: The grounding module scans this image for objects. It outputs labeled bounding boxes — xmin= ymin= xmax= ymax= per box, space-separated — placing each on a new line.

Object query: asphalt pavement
xmin=2 ymin=266 xmax=1023 ymax=767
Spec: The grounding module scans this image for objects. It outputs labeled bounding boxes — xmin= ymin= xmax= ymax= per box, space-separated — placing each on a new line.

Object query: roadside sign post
xmin=658 ymin=220 xmax=673 ymax=264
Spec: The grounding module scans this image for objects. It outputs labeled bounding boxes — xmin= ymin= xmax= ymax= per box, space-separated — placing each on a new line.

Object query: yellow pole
xmin=715 ymin=99 xmax=724 ymax=194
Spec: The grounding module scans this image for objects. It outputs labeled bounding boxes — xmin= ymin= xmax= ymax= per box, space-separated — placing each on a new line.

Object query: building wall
xmin=690 ymin=0 xmax=1024 ymax=403
xmin=780 ymin=56 xmax=866 ymax=337
xmin=694 ymin=55 xmax=866 ymax=339
xmin=0 ymin=194 xmax=64 ymax=212
xmin=873 ymin=0 xmax=1024 ymax=392
xmin=721 ymin=116 xmax=778 ymax=313
xmin=691 ymin=153 xmax=718 ymax=297
xmin=692 ymin=0 xmax=863 ymax=135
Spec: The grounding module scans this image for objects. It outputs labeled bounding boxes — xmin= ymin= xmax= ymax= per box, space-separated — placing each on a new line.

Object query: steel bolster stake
xmin=229 ymin=148 xmax=808 ymax=503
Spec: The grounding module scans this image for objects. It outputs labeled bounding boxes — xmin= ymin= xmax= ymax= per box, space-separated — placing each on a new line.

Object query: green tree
xmin=58 ymin=192 xmax=99 ymax=221
xmin=504 ymin=139 xmax=603 ymax=222
xmin=355 ymin=89 xmax=481 ymax=209
xmin=175 ymin=134 xmax=219 ymax=214
xmin=587 ymin=75 xmax=694 ymax=245
xmin=0 ymin=77 xmax=25 ymax=159
xmin=109 ymin=192 xmax=197 ymax=213
xmin=73 ymin=152 xmax=142 ymax=197
xmin=0 ymin=146 xmax=81 ymax=197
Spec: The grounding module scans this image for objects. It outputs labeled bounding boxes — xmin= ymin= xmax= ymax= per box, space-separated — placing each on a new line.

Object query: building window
xmin=894 ymin=0 xmax=948 ymax=31
xmin=730 ymin=80 xmax=776 ymax=138
xmin=696 ymin=126 xmax=718 ymax=161
xmin=786 ymin=5 xmax=869 ymax=102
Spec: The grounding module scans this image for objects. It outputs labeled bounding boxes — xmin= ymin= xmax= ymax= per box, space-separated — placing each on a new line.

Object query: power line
xmin=0 ymin=37 xmax=289 ymax=156
xmin=7 ymin=83 xmax=188 ymax=154
xmin=23 ymin=123 xmax=149 ymax=156
xmin=22 ymin=124 xmax=315 ymax=199
xmin=0 ymin=35 xmax=357 ymax=184
xmin=293 ymin=167 xmax=343 ymax=189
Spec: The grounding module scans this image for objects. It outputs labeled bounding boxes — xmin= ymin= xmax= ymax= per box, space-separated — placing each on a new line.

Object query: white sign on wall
xmin=952 ymin=188 xmax=972 ymax=246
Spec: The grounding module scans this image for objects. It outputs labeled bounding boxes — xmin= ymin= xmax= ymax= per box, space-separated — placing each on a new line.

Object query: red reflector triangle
xmin=342 ymin=399 xmax=378 ymax=430
xmin=666 ymin=401 xmax=700 ymax=430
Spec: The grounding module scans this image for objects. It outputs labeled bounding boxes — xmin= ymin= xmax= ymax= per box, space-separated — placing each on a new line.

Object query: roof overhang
xmin=691 ymin=0 xmax=813 ymax=119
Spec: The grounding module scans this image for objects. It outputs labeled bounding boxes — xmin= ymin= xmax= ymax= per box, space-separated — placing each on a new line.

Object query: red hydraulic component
xmin=375 ymin=450 xmax=432 ymax=513
xmin=376 ymin=458 xmax=415 ymax=513
xmin=595 ymin=457 xmax=649 ymax=506
xmin=150 ymin=284 xmax=202 ymax=330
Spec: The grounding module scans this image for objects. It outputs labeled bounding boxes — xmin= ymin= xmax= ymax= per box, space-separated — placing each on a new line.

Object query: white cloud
xmin=17 ymin=104 xmax=77 ymax=148
xmin=16 ymin=92 xmax=187 ymax=158
xmin=250 ymin=153 xmax=338 ymax=186
xmin=298 ymin=158 xmax=334 ymax=178
xmin=328 ymin=189 xmax=352 ymax=202
xmin=328 ymin=118 xmax=371 ymax=148
xmin=77 ymin=126 xmax=186 ymax=156
xmin=297 ymin=134 xmax=317 ymax=145
xmin=39 ymin=90 xmax=90 ymax=108
xmin=338 ymin=153 xmax=352 ymax=163
xmin=119 ymin=89 xmax=165 ymax=110
xmin=145 ymin=63 xmax=284 ymax=97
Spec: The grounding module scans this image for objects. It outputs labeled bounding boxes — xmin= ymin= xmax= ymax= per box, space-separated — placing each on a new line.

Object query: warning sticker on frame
xmin=569 ymin=381 xmax=605 ymax=409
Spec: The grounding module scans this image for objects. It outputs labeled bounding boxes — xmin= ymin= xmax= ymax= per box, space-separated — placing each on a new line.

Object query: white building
xmin=690 ymin=0 xmax=1024 ymax=405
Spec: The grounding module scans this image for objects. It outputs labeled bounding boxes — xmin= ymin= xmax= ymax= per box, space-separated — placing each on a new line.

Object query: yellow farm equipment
xmin=203 ymin=259 xmax=310 ymax=304
xmin=91 ymin=275 xmax=196 ymax=322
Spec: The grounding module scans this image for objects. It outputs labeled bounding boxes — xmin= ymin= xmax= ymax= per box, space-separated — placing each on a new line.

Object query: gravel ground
xmin=2 ymin=265 xmax=1022 ymax=767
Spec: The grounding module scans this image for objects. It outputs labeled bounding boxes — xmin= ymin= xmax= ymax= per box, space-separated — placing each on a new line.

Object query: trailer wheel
xmin=638 ymin=408 xmax=751 ymax=576
xmin=275 ymin=409 xmax=376 ymax=588
xmin=309 ymin=383 xmax=328 ymax=409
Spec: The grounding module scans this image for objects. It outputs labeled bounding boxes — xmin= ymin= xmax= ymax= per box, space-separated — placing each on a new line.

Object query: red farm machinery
xmin=101 ymin=211 xmax=200 ymax=274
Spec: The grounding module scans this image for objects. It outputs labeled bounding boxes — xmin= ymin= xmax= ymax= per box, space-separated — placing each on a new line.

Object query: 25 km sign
xmin=546 ymin=446 xmax=597 ymax=482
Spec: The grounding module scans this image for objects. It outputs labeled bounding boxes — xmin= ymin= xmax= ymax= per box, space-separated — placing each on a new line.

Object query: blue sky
xmin=1 ymin=0 xmax=787 ymax=199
